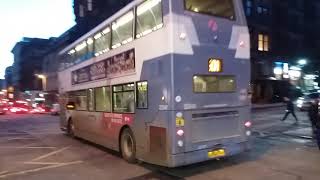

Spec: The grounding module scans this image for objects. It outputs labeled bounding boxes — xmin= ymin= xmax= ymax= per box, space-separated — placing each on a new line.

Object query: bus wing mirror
xmin=66 ymin=102 xmax=76 ymax=110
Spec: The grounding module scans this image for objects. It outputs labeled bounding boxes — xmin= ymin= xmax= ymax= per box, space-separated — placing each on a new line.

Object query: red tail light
xmin=177 ymin=129 xmax=184 ymax=136
xmin=245 ymin=121 xmax=252 ymax=128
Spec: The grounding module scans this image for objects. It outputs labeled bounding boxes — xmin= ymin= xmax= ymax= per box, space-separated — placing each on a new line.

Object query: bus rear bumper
xmin=168 ymin=141 xmax=250 ymax=167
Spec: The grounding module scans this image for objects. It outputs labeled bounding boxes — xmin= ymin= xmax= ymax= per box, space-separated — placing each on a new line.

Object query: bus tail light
xmin=177 ymin=129 xmax=184 ymax=136
xmin=246 ymin=131 xmax=251 ymax=136
xmin=244 ymin=121 xmax=252 ymax=128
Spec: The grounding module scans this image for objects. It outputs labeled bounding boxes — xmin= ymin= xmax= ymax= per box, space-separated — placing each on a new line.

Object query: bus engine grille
xmin=191 ymin=111 xmax=240 ymax=143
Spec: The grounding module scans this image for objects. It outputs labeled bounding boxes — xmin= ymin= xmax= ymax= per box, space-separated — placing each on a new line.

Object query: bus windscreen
xmin=184 ymin=0 xmax=235 ymax=20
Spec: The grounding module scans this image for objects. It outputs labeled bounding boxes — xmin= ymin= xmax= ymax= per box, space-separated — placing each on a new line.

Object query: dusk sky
xmin=0 ymin=0 xmax=75 ymax=79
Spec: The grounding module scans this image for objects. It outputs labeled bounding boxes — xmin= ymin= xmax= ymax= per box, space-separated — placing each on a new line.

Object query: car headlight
xmin=297 ymin=100 xmax=303 ymax=105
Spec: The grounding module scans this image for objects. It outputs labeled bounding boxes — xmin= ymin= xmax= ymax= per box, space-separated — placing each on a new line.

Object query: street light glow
xmin=298 ymin=59 xmax=307 ymax=65
xmin=35 ymin=74 xmax=46 ymax=79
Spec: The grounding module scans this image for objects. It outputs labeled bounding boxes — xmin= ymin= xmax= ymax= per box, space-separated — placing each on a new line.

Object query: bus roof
xmin=59 ymin=0 xmax=144 ymax=55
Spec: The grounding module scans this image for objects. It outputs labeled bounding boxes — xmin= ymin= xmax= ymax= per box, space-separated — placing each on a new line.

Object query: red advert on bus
xmin=103 ymin=113 xmax=134 ymax=126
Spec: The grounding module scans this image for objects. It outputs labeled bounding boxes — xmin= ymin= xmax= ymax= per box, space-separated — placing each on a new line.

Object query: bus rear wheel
xmin=120 ymin=128 xmax=136 ymax=163
xmin=67 ymin=120 xmax=75 ymax=138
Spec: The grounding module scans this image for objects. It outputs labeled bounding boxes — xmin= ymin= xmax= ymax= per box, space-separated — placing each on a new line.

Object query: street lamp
xmin=298 ymin=59 xmax=307 ymax=66
xmin=35 ymin=74 xmax=47 ymax=91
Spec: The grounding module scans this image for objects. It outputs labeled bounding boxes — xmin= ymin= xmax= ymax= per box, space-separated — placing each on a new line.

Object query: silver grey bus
xmin=58 ymin=0 xmax=251 ymax=167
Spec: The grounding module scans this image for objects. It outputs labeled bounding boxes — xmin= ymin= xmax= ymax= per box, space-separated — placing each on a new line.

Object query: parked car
xmin=0 ymin=102 xmax=8 ymax=115
xmin=296 ymin=92 xmax=320 ymax=111
xmin=50 ymin=104 xmax=60 ymax=115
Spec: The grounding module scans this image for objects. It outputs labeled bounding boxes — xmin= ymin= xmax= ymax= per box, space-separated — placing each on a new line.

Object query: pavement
xmin=0 ymin=109 xmax=319 ymax=180
xmin=251 ymin=103 xmax=285 ymax=110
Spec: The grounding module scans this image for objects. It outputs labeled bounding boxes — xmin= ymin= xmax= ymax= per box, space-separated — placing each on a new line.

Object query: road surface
xmin=0 ymin=108 xmax=319 ymax=180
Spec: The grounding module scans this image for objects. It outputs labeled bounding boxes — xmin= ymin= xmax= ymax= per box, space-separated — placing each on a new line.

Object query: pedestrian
xmin=314 ymin=104 xmax=320 ymax=150
xmin=281 ymin=97 xmax=298 ymax=123
xmin=308 ymin=99 xmax=319 ymax=138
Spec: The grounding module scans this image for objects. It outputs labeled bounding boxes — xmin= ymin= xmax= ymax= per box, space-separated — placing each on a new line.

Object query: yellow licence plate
xmin=208 ymin=149 xmax=226 ymax=158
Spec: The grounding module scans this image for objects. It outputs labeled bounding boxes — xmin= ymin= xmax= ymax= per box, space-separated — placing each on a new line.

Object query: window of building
xmin=257 ymin=6 xmax=262 ymax=14
xmin=113 ymin=83 xmax=135 ymax=113
xmin=257 ymin=6 xmax=269 ymax=15
xmin=136 ymin=0 xmax=163 ymax=39
xmin=112 ymin=11 xmax=134 ymax=49
xmin=79 ymin=5 xmax=84 ymax=17
xmin=262 ymin=7 xmax=269 ymax=15
xmin=193 ymin=75 xmax=236 ymax=93
xmin=184 ymin=0 xmax=235 ymax=20
xmin=95 ymin=86 xmax=111 ymax=112
xmin=258 ymin=34 xmax=269 ymax=52
xmin=94 ymin=27 xmax=111 ymax=56
xmin=74 ymin=90 xmax=87 ymax=110
xmin=245 ymin=0 xmax=253 ymax=16
xmin=88 ymin=88 xmax=94 ymax=111
xmin=136 ymin=81 xmax=148 ymax=109
xmin=87 ymin=0 xmax=93 ymax=11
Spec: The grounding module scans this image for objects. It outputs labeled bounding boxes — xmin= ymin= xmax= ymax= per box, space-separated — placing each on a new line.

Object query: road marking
xmin=30 ymin=146 xmax=71 ymax=162
xmin=23 ymin=162 xmax=64 ymax=165
xmin=0 ymin=133 xmax=28 ymax=135
xmin=0 ymin=171 xmax=8 ymax=175
xmin=7 ymin=137 xmax=36 ymax=141
xmin=0 ymin=146 xmax=56 ymax=149
xmin=0 ymin=161 xmax=83 ymax=179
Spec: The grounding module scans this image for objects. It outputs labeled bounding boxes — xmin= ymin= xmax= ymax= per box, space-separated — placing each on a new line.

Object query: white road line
xmin=7 ymin=137 xmax=36 ymax=141
xmin=0 ymin=146 xmax=56 ymax=149
xmin=0 ymin=161 xmax=83 ymax=179
xmin=30 ymin=146 xmax=71 ymax=162
xmin=0 ymin=171 xmax=8 ymax=176
xmin=0 ymin=133 xmax=27 ymax=135
xmin=23 ymin=162 xmax=63 ymax=165
xmin=23 ymin=132 xmax=61 ymax=135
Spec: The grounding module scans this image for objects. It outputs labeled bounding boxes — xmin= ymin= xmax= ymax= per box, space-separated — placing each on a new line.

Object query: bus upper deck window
xmin=184 ymin=0 xmax=235 ymax=20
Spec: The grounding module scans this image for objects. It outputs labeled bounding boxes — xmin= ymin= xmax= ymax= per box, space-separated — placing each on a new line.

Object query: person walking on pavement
xmin=312 ymin=100 xmax=320 ymax=150
xmin=308 ymin=99 xmax=319 ymax=138
xmin=281 ymin=97 xmax=298 ymax=123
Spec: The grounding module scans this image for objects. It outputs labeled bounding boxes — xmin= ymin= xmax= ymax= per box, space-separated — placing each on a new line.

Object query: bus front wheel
xmin=120 ymin=128 xmax=136 ymax=163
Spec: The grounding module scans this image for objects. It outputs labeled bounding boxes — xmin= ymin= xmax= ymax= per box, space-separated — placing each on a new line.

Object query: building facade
xmin=0 ymin=79 xmax=4 ymax=90
xmin=4 ymin=66 xmax=13 ymax=88
xmin=73 ymin=0 xmax=132 ymax=37
xmin=41 ymin=0 xmax=133 ymax=105
xmin=11 ymin=38 xmax=55 ymax=99
xmin=243 ymin=0 xmax=320 ymax=103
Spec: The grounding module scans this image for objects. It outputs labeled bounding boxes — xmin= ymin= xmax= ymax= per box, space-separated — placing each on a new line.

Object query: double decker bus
xmin=58 ymin=0 xmax=251 ymax=167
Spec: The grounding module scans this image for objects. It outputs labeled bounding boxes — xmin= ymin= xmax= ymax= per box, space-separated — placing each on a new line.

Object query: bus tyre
xmin=120 ymin=128 xmax=136 ymax=163
xmin=68 ymin=120 xmax=75 ymax=138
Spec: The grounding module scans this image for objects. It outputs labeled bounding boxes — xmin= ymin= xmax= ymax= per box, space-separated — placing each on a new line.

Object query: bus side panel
xmin=134 ymin=54 xmax=174 ymax=165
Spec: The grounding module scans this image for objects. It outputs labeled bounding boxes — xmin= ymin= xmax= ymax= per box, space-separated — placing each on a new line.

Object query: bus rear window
xmin=184 ymin=0 xmax=235 ymax=20
xmin=193 ymin=75 xmax=236 ymax=93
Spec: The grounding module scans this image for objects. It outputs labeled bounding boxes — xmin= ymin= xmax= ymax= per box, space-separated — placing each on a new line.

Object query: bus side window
xmin=95 ymin=86 xmax=111 ymax=112
xmin=136 ymin=0 xmax=163 ymax=39
xmin=88 ymin=88 xmax=95 ymax=111
xmin=75 ymin=90 xmax=87 ymax=111
xmin=137 ymin=81 xmax=148 ymax=109
xmin=113 ymin=83 xmax=135 ymax=113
